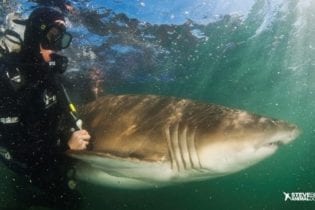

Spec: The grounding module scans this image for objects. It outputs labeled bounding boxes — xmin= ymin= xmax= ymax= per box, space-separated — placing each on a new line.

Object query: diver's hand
xmin=68 ymin=129 xmax=91 ymax=150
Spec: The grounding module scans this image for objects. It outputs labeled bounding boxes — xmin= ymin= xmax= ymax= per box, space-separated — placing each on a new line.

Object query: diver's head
xmin=23 ymin=7 xmax=72 ymax=63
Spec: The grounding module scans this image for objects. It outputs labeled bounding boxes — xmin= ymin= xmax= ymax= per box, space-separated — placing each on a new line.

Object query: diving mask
xmin=42 ymin=25 xmax=72 ymax=51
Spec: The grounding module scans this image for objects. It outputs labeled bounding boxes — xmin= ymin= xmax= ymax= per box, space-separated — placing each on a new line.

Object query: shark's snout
xmin=287 ymin=124 xmax=300 ymax=140
xmin=260 ymin=121 xmax=300 ymax=149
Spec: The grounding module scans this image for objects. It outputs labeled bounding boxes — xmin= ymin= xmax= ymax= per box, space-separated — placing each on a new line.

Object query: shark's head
xmin=197 ymin=111 xmax=300 ymax=176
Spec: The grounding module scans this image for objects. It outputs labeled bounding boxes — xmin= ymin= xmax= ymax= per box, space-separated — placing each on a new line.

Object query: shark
xmin=67 ymin=94 xmax=300 ymax=189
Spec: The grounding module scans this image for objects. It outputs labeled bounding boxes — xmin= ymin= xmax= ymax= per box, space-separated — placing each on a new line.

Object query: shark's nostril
xmin=268 ymin=141 xmax=283 ymax=147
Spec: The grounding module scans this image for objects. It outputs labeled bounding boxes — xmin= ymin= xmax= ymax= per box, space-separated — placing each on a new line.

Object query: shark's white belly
xmin=69 ymin=153 xmax=219 ymax=189
xmin=70 ymin=153 xmax=176 ymax=189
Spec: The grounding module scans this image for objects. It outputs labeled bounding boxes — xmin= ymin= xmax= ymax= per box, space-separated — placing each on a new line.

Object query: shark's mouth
xmin=261 ymin=128 xmax=299 ymax=149
xmin=263 ymin=140 xmax=285 ymax=148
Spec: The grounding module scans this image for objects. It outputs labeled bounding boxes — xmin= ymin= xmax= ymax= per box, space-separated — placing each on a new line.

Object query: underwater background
xmin=0 ymin=0 xmax=315 ymax=209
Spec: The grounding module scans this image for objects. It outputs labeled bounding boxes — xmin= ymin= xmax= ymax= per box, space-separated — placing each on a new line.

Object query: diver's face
xmin=40 ymin=20 xmax=72 ymax=62
xmin=40 ymin=44 xmax=54 ymax=62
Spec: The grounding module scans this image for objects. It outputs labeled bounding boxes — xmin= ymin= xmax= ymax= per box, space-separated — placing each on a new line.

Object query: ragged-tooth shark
xmin=67 ymin=95 xmax=299 ymax=189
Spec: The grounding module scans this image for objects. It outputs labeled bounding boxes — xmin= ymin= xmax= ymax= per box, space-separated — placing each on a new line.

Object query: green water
xmin=98 ymin=1 xmax=315 ymax=210
xmin=1 ymin=0 xmax=315 ymax=209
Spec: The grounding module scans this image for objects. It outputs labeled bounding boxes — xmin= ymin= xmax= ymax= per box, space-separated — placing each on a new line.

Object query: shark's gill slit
xmin=179 ymin=125 xmax=189 ymax=170
xmin=188 ymin=127 xmax=200 ymax=170
xmin=172 ymin=123 xmax=182 ymax=172
xmin=193 ymin=127 xmax=202 ymax=170
xmin=166 ymin=126 xmax=178 ymax=171
xmin=185 ymin=127 xmax=195 ymax=171
xmin=165 ymin=126 xmax=175 ymax=171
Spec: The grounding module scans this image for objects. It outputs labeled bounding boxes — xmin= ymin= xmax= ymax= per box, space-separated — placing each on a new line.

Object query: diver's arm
xmin=57 ymin=127 xmax=90 ymax=151
xmin=68 ymin=129 xmax=90 ymax=150
xmin=54 ymin=78 xmax=91 ymax=151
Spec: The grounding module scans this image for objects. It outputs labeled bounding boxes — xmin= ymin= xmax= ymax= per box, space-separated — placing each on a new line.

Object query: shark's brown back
xmin=78 ymin=95 xmax=241 ymax=162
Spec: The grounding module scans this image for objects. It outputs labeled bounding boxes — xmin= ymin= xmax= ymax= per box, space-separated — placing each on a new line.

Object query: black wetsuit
xmin=0 ymin=52 xmax=81 ymax=209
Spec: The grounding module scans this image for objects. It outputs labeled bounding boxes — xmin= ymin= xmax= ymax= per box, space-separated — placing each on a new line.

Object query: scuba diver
xmin=0 ymin=7 xmax=90 ymax=209
xmin=0 ymin=0 xmax=75 ymax=57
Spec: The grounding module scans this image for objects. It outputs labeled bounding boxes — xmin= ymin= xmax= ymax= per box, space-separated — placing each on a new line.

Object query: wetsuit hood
xmin=22 ymin=7 xmax=65 ymax=63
